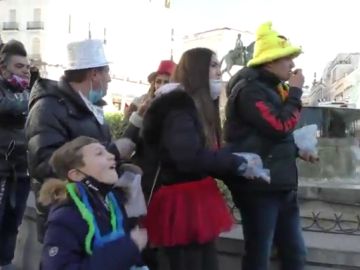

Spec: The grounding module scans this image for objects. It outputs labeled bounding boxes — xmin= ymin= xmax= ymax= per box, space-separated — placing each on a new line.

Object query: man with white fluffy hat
xmin=25 ymin=39 xmax=139 ymax=242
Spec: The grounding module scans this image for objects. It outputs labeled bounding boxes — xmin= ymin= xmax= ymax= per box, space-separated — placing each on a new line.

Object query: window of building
xmin=9 ymin=9 xmax=16 ymax=22
xmin=34 ymin=8 xmax=41 ymax=21
xmin=32 ymin=37 xmax=41 ymax=55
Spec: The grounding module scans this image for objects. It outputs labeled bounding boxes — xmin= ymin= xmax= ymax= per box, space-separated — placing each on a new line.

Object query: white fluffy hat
xmin=65 ymin=39 xmax=108 ymax=70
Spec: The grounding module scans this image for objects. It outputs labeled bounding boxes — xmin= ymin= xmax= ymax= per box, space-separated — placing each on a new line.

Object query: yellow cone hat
xmin=247 ymin=22 xmax=302 ymax=67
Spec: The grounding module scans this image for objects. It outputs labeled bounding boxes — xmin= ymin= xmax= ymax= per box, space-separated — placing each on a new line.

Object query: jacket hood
xmin=226 ymin=67 xmax=259 ymax=97
xmin=38 ymin=178 xmax=68 ymax=207
xmin=227 ymin=66 xmax=283 ymax=97
xmin=29 ymin=78 xmax=60 ymax=109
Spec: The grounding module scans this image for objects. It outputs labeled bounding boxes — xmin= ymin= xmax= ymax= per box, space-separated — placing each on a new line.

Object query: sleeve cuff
xmin=232 ymin=155 xmax=248 ymax=175
xmin=129 ymin=112 xmax=143 ymax=128
xmin=288 ymin=87 xmax=303 ymax=100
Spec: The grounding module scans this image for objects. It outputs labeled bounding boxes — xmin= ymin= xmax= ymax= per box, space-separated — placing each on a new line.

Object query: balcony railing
xmin=27 ymin=21 xmax=44 ymax=30
xmin=2 ymin=21 xmax=19 ymax=31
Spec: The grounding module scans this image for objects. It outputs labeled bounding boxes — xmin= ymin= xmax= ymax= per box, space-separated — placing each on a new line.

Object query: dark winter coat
xmin=141 ymin=89 xmax=245 ymax=192
xmin=223 ymin=67 xmax=302 ymax=192
xmin=25 ymin=78 xmax=120 ymax=183
xmin=0 ymin=79 xmax=29 ymax=177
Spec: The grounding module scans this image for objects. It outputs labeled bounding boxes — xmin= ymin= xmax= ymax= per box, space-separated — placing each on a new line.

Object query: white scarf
xmin=78 ymin=91 xmax=105 ymax=125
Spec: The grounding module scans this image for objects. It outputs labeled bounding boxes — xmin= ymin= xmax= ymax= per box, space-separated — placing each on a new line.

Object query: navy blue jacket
xmin=41 ymin=191 xmax=141 ymax=270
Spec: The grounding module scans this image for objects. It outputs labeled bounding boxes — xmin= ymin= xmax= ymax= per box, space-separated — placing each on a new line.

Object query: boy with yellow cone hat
xmin=223 ymin=22 xmax=315 ymax=270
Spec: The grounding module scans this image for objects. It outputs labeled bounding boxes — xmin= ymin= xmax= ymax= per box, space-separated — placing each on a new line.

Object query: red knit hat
xmin=156 ymin=60 xmax=176 ymax=75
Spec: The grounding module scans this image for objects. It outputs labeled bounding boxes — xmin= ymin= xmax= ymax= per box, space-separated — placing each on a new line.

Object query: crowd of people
xmin=0 ymin=21 xmax=317 ymax=270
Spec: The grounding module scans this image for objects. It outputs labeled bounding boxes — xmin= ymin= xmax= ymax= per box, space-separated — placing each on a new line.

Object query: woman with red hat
xmin=119 ymin=60 xmax=176 ymax=270
xmin=123 ymin=60 xmax=176 ymax=122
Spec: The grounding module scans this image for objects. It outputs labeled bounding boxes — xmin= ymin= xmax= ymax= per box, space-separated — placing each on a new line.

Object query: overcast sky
xmin=171 ymin=0 xmax=359 ymax=84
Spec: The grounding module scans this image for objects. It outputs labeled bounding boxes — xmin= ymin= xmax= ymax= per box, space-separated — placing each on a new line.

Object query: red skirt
xmin=143 ymin=177 xmax=234 ymax=247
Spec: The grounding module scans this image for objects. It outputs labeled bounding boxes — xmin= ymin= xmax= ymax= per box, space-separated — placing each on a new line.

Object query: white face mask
xmin=209 ymin=79 xmax=223 ymax=100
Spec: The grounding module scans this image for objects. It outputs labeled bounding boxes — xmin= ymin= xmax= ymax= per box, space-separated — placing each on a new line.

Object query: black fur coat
xmin=141 ymin=89 xmax=244 ymax=187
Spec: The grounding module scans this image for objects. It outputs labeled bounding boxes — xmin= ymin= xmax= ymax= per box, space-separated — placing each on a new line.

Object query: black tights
xmin=163 ymin=242 xmax=218 ymax=270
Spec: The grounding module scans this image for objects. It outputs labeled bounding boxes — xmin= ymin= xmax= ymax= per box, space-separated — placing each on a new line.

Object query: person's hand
xmin=114 ymin=138 xmax=135 ymax=159
xmin=299 ymin=149 xmax=319 ymax=163
xmin=130 ymin=227 xmax=148 ymax=251
xmin=233 ymin=153 xmax=270 ymax=183
xmin=242 ymin=165 xmax=271 ymax=183
xmin=137 ymin=97 xmax=152 ymax=117
xmin=289 ymin=69 xmax=305 ymax=89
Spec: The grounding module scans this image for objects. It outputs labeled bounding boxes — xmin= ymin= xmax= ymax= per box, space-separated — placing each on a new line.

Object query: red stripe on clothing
xmin=255 ymin=101 xmax=300 ymax=132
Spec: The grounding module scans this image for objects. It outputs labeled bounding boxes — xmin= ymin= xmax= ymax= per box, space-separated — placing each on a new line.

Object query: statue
xmin=234 ymin=34 xmax=244 ymax=54
xmin=220 ymin=35 xmax=255 ymax=77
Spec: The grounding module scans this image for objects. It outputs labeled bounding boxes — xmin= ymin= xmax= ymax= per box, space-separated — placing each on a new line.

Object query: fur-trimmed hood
xmin=143 ymin=87 xmax=198 ymax=146
xmin=154 ymin=82 xmax=181 ymax=97
xmin=38 ymin=178 xmax=68 ymax=206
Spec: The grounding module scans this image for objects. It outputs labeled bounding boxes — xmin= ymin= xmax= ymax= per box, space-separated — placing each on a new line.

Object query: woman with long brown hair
xmin=141 ymin=48 xmax=260 ymax=270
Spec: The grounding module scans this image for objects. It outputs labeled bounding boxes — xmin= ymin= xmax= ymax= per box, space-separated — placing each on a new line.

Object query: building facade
xmin=309 ymin=53 xmax=360 ymax=107
xmin=0 ymin=0 xmax=173 ymax=112
xmin=0 ymin=0 xmax=47 ymax=63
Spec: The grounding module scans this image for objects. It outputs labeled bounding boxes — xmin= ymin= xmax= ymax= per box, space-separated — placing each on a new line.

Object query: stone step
xmin=219 ymin=225 xmax=360 ymax=269
xmin=298 ymin=181 xmax=360 ymax=205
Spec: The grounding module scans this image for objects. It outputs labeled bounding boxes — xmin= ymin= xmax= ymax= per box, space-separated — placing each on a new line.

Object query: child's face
xmin=77 ymin=143 xmax=118 ymax=185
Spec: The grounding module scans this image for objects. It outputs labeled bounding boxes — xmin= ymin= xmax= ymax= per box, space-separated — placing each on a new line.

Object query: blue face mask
xmin=88 ymin=81 xmax=105 ymax=104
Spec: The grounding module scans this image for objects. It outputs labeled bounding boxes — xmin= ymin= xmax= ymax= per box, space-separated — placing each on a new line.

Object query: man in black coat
xmin=224 ymin=22 xmax=316 ymax=270
xmin=0 ymin=40 xmax=31 ymax=269
xmin=25 ymin=39 xmax=136 ymax=242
